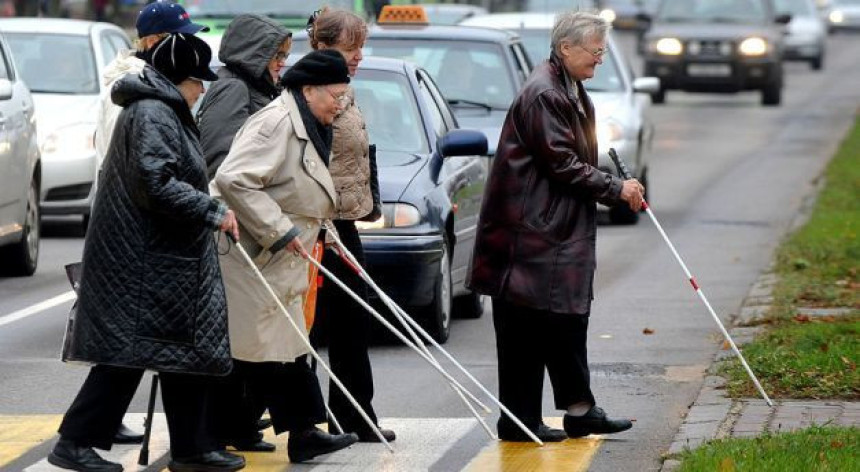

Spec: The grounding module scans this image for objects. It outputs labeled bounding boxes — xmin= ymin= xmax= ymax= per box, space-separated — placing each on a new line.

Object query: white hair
xmin=551 ymin=11 xmax=610 ymax=53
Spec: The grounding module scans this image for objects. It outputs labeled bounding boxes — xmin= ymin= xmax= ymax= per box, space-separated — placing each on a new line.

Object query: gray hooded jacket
xmin=198 ymin=14 xmax=291 ymax=178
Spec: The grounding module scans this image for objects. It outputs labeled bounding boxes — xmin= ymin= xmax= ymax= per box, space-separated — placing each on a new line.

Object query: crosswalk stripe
xmin=3 ymin=415 xmax=603 ymax=471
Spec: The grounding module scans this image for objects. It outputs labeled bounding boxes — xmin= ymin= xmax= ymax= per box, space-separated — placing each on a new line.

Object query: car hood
xmin=376 ymin=150 xmax=430 ymax=201
xmin=31 ymin=93 xmax=98 ymax=144
xmin=452 ymin=108 xmax=508 ymax=156
xmin=647 ymin=22 xmax=781 ymax=40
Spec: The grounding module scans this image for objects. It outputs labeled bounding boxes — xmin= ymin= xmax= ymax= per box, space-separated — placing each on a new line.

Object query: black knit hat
xmin=147 ymin=33 xmax=218 ymax=85
xmin=281 ymin=49 xmax=350 ymax=89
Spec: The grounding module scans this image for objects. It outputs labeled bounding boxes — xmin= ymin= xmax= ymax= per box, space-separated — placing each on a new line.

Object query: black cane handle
xmin=608 ymin=148 xmax=633 ymax=180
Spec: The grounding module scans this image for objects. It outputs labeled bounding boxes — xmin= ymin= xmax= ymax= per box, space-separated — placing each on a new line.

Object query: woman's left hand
xmin=285 ymin=236 xmax=309 ymax=259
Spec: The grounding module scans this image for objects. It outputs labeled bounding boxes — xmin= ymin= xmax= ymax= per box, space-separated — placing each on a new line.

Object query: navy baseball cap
xmin=136 ymin=1 xmax=210 ymax=37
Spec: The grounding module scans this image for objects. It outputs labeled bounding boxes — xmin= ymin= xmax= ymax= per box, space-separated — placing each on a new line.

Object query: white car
xmin=824 ymin=0 xmax=860 ymax=31
xmin=775 ymin=0 xmax=828 ymax=69
xmin=460 ymin=12 xmax=660 ymax=224
xmin=0 ymin=31 xmax=40 ymax=276
xmin=0 ymin=18 xmax=131 ymax=227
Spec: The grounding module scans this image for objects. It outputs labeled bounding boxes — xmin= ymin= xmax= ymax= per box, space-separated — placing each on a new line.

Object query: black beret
xmin=281 ymin=49 xmax=350 ymax=89
xmin=147 ymin=33 xmax=218 ymax=85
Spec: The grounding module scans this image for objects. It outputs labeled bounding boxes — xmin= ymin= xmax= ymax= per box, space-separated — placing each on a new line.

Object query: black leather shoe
xmin=563 ymin=406 xmax=633 ymax=438
xmin=256 ymin=418 xmax=272 ymax=431
xmin=47 ymin=439 xmax=123 ymax=471
xmin=224 ymin=437 xmax=276 ymax=452
xmin=113 ymin=423 xmax=143 ymax=445
xmin=287 ymin=427 xmax=358 ymax=463
xmin=497 ymin=422 xmax=567 ymax=442
xmin=355 ymin=427 xmax=396 ymax=443
xmin=168 ymin=450 xmax=245 ymax=472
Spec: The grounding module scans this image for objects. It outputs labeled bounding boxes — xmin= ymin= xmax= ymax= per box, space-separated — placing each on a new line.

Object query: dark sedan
xmin=314 ymin=57 xmax=488 ymax=343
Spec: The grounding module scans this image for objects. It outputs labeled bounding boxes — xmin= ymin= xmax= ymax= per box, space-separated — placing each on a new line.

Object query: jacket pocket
xmin=136 ymin=252 xmax=199 ymax=346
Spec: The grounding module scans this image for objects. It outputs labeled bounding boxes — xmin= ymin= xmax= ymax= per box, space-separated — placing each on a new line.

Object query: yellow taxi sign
xmin=377 ymin=5 xmax=429 ymax=25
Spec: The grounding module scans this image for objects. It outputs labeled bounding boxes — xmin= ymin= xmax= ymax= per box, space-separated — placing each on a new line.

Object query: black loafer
xmin=113 ymin=423 xmax=143 ymax=445
xmin=224 ymin=438 xmax=276 ymax=452
xmin=48 ymin=438 xmax=123 ymax=471
xmin=256 ymin=418 xmax=272 ymax=431
xmin=497 ymin=422 xmax=567 ymax=442
xmin=287 ymin=427 xmax=358 ymax=463
xmin=563 ymin=406 xmax=633 ymax=438
xmin=355 ymin=427 xmax=396 ymax=443
xmin=168 ymin=450 xmax=245 ymax=472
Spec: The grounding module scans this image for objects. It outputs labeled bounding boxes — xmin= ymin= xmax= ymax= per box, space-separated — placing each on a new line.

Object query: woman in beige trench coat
xmin=211 ymin=50 xmax=359 ymax=464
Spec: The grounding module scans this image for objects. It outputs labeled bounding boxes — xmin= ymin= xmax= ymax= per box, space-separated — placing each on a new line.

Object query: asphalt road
xmin=1 ymin=30 xmax=858 ymax=471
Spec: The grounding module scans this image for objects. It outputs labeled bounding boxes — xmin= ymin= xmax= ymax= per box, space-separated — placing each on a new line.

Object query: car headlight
xmin=829 ymin=10 xmax=844 ymax=23
xmin=41 ymin=123 xmax=95 ymax=156
xmin=738 ymin=37 xmax=768 ymax=56
xmin=599 ymin=9 xmax=617 ymax=23
xmin=355 ymin=203 xmax=422 ymax=230
xmin=596 ymin=120 xmax=624 ymax=148
xmin=654 ymin=37 xmax=683 ymax=55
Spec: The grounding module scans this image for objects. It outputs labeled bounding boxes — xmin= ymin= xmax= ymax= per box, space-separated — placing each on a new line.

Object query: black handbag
xmin=60 ymin=262 xmax=85 ymax=364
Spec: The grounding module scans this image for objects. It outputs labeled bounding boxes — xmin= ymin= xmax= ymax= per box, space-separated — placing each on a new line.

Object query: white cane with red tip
xmin=319 ymin=230 xmax=544 ymax=445
xmin=609 ymin=148 xmax=773 ymax=406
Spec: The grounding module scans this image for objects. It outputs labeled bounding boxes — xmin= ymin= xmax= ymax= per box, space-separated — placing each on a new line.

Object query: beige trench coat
xmin=211 ymin=91 xmax=336 ymax=363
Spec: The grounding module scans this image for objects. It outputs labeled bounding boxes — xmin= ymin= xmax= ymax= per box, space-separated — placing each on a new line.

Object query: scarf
xmin=291 ymin=88 xmax=332 ymax=166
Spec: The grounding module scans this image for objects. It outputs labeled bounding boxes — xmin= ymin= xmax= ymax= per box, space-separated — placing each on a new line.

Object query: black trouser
xmin=58 ymin=364 xmax=218 ymax=457
xmin=211 ymin=365 xmax=265 ymax=444
xmin=234 ymin=357 xmax=327 ymax=435
xmin=492 ymin=298 xmax=596 ymax=431
xmin=314 ymin=219 xmax=378 ymax=432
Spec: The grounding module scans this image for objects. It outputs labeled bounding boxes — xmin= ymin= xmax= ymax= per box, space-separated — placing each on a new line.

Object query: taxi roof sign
xmin=377 ymin=5 xmax=429 ymax=25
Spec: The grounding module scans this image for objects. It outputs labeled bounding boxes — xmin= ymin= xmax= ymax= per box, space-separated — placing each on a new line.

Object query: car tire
xmin=761 ymin=82 xmax=781 ymax=106
xmin=423 ymin=241 xmax=452 ymax=344
xmin=82 ymin=213 xmax=90 ymax=234
xmin=810 ymin=54 xmax=823 ymax=71
xmin=651 ymin=87 xmax=666 ymax=105
xmin=454 ymin=290 xmax=485 ymax=319
xmin=2 ymin=179 xmax=40 ymax=276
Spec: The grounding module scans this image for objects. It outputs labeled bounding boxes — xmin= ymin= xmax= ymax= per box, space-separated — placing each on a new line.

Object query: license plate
xmin=687 ymin=63 xmax=732 ymax=77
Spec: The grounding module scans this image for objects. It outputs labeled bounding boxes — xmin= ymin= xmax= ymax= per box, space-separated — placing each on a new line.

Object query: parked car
xmin=293 ymin=8 xmax=531 ymax=156
xmin=460 ymin=12 xmax=660 ymax=224
xmin=599 ymin=0 xmax=659 ymax=30
xmin=640 ymin=0 xmax=791 ymax=106
xmin=0 ymin=31 xmax=40 ymax=276
xmin=180 ymin=0 xmax=364 ymax=33
xmin=0 ymin=18 xmax=131 ymax=227
xmin=824 ymin=0 xmax=860 ymax=31
xmin=775 ymin=0 xmax=827 ymax=69
xmin=286 ymin=55 xmax=488 ymax=342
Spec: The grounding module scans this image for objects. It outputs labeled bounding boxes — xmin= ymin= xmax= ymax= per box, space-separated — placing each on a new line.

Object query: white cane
xmin=308 ymin=256 xmax=544 ymax=446
xmin=228 ymin=236 xmax=394 ymax=450
xmin=324 ymin=234 xmax=495 ymax=440
xmin=609 ymin=148 xmax=773 ymax=406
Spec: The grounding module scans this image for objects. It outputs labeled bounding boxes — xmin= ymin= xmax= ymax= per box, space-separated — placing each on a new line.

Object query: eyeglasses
xmin=577 ymin=45 xmax=607 ymax=58
xmin=273 ymin=51 xmax=289 ymax=62
xmin=321 ymin=86 xmax=348 ymax=104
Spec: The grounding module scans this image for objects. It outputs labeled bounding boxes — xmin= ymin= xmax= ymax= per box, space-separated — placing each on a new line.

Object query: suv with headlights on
xmin=640 ymin=0 xmax=791 ymax=106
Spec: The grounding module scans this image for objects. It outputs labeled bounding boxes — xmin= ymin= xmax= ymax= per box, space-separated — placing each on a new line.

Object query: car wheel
xmin=761 ymin=82 xmax=781 ymax=106
xmin=651 ymin=87 xmax=666 ymax=105
xmin=3 ymin=179 xmax=40 ymax=276
xmin=454 ymin=290 xmax=485 ymax=319
xmin=810 ymin=54 xmax=823 ymax=71
xmin=82 ymin=213 xmax=90 ymax=234
xmin=424 ymin=241 xmax=452 ymax=343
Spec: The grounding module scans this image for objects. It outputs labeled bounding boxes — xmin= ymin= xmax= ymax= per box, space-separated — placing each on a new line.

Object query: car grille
xmin=686 ymin=40 xmax=733 ymax=58
xmin=46 ymin=183 xmax=92 ymax=201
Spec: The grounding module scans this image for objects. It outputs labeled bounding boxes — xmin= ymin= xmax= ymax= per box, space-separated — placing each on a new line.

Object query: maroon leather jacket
xmin=467 ymin=53 xmax=623 ymax=315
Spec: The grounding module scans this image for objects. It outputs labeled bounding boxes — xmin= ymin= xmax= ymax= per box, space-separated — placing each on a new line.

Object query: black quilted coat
xmin=65 ymin=66 xmax=232 ymax=375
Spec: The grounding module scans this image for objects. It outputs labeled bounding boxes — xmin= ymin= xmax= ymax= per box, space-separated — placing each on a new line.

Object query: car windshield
xmin=514 ymin=30 xmax=624 ymax=93
xmin=525 ymin=0 xmax=596 ymax=12
xmin=656 ymin=0 xmax=769 ymax=22
xmin=773 ymin=0 xmax=816 ymax=15
xmin=182 ymin=0 xmax=352 ymax=16
xmin=352 ymin=69 xmax=429 ymax=157
xmin=4 ymin=33 xmax=98 ymax=94
xmin=363 ymin=39 xmax=514 ymax=109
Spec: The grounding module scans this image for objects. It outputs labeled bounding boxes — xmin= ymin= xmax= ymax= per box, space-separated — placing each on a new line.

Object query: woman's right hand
xmin=286 ymin=236 xmax=309 ymax=259
xmin=220 ymin=209 xmax=240 ymax=242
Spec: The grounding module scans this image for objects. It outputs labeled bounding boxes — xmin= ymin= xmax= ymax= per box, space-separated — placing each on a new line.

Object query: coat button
xmin=306 ymin=222 xmax=312 ymax=229
xmin=290 ymin=261 xmax=296 ymax=269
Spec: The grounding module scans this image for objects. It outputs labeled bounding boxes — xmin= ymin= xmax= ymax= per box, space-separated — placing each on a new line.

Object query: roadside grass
xmin=719 ymin=116 xmax=860 ymax=400
xmin=674 ymin=426 xmax=858 ymax=472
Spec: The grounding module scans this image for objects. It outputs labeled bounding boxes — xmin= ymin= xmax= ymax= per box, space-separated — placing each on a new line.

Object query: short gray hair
xmin=551 ymin=11 xmax=610 ymax=52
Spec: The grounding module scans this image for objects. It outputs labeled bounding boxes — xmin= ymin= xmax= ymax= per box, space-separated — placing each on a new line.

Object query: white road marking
xmin=0 ymin=291 xmax=76 ymax=328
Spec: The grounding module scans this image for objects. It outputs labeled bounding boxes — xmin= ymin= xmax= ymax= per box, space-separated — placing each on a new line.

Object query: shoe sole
xmin=289 ymin=438 xmax=358 ymax=463
xmin=565 ymin=423 xmax=633 ymax=438
xmin=167 ymin=461 xmax=245 ymax=472
xmin=48 ymin=453 xmax=123 ymax=472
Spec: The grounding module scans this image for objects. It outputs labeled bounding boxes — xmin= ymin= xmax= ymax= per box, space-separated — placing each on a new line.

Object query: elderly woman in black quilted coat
xmin=48 ymin=34 xmax=245 ymax=472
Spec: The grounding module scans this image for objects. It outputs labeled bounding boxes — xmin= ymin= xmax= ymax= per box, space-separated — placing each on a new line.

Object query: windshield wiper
xmin=446 ymin=98 xmax=499 ymax=111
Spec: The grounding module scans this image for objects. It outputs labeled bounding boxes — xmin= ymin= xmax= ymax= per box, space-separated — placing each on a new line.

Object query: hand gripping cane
xmin=608 ymin=148 xmax=772 ymax=406
xmin=309 ymin=240 xmax=544 ymax=445
xmin=227 ymin=235 xmax=394 ymax=451
xmin=324 ymin=231 xmax=496 ymax=440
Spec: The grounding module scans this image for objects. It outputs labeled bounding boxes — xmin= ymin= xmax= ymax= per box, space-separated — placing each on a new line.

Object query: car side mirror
xmin=438 ymin=129 xmax=488 ymax=157
xmin=633 ymin=77 xmax=660 ymax=94
xmin=0 ymin=79 xmax=12 ymax=101
xmin=775 ymin=13 xmax=792 ymax=24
